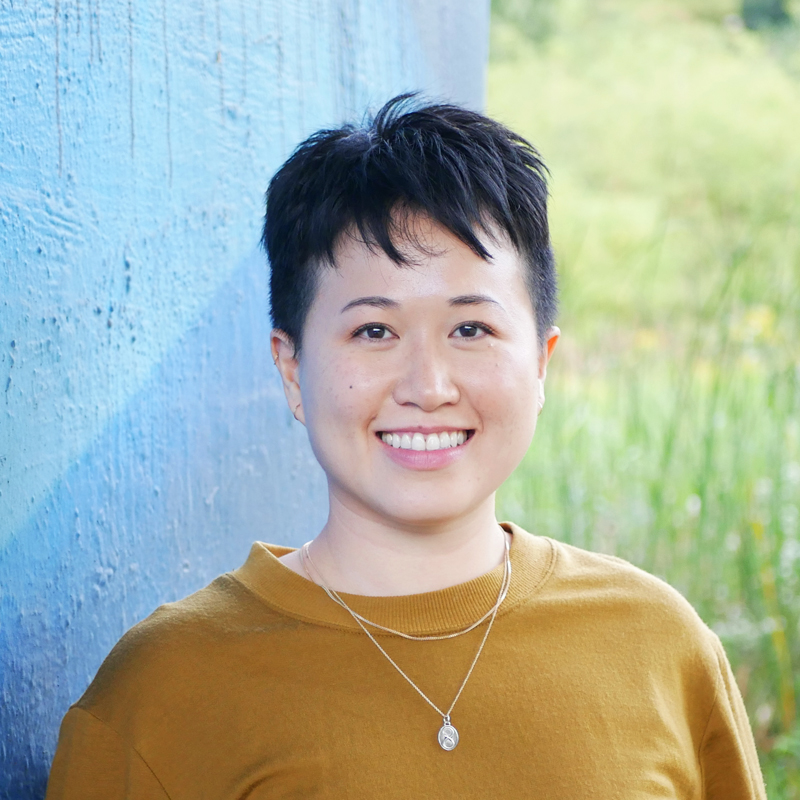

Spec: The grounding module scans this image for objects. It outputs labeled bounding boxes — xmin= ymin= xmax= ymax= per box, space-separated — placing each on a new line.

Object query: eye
xmin=452 ymin=322 xmax=493 ymax=339
xmin=354 ymin=324 xmax=395 ymax=340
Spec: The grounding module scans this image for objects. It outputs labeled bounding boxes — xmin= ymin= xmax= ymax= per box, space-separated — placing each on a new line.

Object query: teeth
xmin=380 ymin=431 xmax=469 ymax=451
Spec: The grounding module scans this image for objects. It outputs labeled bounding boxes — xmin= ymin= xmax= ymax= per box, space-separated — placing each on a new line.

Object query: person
xmin=46 ymin=94 xmax=766 ymax=799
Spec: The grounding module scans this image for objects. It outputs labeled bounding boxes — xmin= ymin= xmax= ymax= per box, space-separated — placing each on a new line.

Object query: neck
xmin=300 ymin=495 xmax=506 ymax=596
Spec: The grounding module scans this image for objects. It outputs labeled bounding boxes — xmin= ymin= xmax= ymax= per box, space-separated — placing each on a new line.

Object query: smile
xmin=378 ymin=431 xmax=470 ymax=451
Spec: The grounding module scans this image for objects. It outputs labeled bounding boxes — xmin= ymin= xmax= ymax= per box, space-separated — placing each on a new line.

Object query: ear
xmin=271 ymin=329 xmax=305 ymax=425
xmin=537 ymin=326 xmax=560 ymax=412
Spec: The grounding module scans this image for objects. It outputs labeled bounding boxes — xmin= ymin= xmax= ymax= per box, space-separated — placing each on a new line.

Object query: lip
xmin=376 ymin=430 xmax=472 ymax=471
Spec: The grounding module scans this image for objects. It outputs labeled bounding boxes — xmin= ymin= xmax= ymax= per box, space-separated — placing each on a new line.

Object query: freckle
xmin=349 ymin=385 xmax=353 ymax=389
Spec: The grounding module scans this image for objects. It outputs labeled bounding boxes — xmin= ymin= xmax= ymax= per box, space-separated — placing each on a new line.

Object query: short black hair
xmin=263 ymin=93 xmax=557 ymax=351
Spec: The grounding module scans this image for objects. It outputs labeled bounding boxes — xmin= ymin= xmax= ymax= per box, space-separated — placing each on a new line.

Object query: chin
xmin=373 ymin=494 xmax=489 ymax=530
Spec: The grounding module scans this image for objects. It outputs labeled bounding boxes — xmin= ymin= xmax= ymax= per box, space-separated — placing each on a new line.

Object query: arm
xmin=46 ymin=707 xmax=170 ymax=800
xmin=699 ymin=634 xmax=767 ymax=800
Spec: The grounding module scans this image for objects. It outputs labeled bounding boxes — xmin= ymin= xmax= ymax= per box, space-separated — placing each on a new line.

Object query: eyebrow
xmin=340 ymin=296 xmax=400 ymax=313
xmin=340 ymin=294 xmax=501 ymax=313
xmin=449 ymin=294 xmax=500 ymax=308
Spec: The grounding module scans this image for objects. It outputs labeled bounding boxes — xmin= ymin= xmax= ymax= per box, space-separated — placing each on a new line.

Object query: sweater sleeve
xmin=46 ymin=707 xmax=170 ymax=800
xmin=699 ymin=634 xmax=767 ymax=800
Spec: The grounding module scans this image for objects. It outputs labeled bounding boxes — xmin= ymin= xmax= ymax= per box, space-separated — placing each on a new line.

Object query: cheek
xmin=299 ymin=352 xmax=382 ymax=433
xmin=471 ymin=352 xmax=540 ymax=432
xmin=476 ymin=361 xmax=540 ymax=484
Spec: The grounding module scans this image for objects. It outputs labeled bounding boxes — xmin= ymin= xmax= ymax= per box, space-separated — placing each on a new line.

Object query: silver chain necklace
xmin=299 ymin=532 xmax=511 ymax=750
xmin=302 ymin=536 xmax=511 ymax=641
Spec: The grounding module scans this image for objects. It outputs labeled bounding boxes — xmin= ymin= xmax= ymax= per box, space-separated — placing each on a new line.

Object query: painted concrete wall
xmin=0 ymin=1 xmax=489 ymax=795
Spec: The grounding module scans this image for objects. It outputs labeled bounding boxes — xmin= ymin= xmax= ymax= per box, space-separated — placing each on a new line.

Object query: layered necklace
xmin=300 ymin=531 xmax=511 ymax=751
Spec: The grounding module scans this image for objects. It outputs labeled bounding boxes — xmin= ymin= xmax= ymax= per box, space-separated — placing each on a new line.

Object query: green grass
xmin=489 ymin=1 xmax=800 ymax=794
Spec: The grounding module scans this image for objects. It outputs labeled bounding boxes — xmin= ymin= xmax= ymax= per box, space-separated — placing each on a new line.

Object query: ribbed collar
xmin=231 ymin=523 xmax=556 ymax=635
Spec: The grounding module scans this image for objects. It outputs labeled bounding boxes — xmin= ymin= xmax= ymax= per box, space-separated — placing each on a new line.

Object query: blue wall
xmin=0 ymin=1 xmax=489 ymax=795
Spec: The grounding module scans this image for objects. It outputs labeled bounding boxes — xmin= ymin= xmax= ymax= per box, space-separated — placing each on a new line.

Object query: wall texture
xmin=0 ymin=2 xmax=489 ymax=795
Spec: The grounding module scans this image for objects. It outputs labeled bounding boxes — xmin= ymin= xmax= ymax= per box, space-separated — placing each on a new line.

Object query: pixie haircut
xmin=263 ymin=93 xmax=557 ymax=351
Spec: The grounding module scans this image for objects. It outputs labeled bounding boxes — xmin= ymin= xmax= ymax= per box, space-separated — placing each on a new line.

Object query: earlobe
xmin=270 ymin=329 xmax=305 ymax=425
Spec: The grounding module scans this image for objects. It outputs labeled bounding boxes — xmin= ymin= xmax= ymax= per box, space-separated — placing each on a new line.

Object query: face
xmin=272 ymin=217 xmax=559 ymax=530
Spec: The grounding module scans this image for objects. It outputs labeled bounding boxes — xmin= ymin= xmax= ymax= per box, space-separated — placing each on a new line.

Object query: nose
xmin=392 ymin=337 xmax=460 ymax=411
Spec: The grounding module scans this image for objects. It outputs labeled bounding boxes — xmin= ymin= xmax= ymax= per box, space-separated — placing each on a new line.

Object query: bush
xmin=490 ymin=2 xmax=800 ymax=795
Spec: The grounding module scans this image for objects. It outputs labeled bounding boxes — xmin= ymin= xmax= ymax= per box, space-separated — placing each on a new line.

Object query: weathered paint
xmin=0 ymin=1 xmax=489 ymax=795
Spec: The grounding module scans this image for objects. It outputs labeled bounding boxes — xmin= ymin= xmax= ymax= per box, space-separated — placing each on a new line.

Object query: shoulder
xmin=550 ymin=538 xmax=701 ymax=617
xmin=90 ymin=570 xmax=260 ymax=670
xmin=75 ymin=567 xmax=290 ymax=730
xmin=537 ymin=537 xmax=728 ymax=702
xmin=514 ymin=530 xmax=721 ymax=666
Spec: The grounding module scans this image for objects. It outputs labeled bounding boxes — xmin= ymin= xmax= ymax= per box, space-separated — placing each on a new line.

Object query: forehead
xmin=312 ymin=217 xmax=533 ymax=313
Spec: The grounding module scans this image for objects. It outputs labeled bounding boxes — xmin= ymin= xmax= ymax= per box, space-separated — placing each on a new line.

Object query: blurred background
xmin=491 ymin=0 xmax=800 ymax=794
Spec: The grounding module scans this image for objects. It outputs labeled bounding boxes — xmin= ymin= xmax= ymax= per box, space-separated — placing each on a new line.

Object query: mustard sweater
xmin=46 ymin=525 xmax=765 ymax=799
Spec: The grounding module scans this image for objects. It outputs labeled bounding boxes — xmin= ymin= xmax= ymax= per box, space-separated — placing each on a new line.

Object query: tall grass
xmin=489 ymin=1 xmax=800 ymax=794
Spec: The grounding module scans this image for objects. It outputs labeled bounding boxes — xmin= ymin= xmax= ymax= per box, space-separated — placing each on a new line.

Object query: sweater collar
xmin=232 ymin=523 xmax=555 ymax=634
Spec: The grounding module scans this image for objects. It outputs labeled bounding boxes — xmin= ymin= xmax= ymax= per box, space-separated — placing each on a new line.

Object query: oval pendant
xmin=438 ymin=723 xmax=459 ymax=751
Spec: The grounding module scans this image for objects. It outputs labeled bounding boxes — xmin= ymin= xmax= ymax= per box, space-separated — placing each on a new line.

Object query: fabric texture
xmin=46 ymin=525 xmax=766 ymax=799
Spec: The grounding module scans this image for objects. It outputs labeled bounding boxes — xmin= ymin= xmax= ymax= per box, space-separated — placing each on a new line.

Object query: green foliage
xmin=743 ymin=0 xmax=792 ymax=28
xmin=489 ymin=2 xmax=800 ymax=795
xmin=491 ymin=0 xmax=559 ymax=42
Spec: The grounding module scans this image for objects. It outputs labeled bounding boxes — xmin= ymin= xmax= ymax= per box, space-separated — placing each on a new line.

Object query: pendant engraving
xmin=438 ymin=722 xmax=459 ymax=751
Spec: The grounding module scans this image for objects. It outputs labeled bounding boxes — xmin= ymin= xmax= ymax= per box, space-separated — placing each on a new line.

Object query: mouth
xmin=377 ymin=430 xmax=474 ymax=451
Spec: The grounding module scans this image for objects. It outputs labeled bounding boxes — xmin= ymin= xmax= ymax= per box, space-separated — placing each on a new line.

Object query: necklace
xmin=299 ymin=531 xmax=511 ymax=751
xmin=302 ymin=534 xmax=511 ymax=641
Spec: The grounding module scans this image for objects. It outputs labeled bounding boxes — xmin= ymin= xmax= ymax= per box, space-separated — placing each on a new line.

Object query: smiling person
xmin=46 ymin=95 xmax=765 ymax=799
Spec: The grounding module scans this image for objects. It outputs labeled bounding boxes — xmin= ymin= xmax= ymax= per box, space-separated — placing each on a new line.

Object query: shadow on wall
xmin=0 ymin=248 xmax=327 ymax=798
